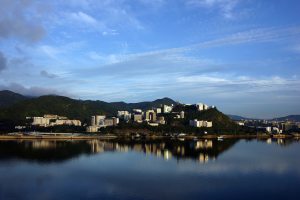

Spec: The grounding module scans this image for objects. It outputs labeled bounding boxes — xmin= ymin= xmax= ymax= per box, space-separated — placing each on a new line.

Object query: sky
xmin=0 ymin=0 xmax=300 ymax=118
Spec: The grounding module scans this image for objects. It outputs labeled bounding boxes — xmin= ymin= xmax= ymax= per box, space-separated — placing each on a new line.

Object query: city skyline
xmin=0 ymin=0 xmax=300 ymax=118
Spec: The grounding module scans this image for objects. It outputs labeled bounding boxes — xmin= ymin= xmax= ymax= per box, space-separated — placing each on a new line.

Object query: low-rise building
xmin=86 ymin=126 xmax=99 ymax=133
xmin=155 ymin=108 xmax=162 ymax=114
xmin=196 ymin=103 xmax=209 ymax=111
xmin=31 ymin=115 xmax=81 ymax=127
xmin=157 ymin=116 xmax=166 ymax=125
xmin=133 ymin=114 xmax=143 ymax=123
xmin=189 ymin=119 xmax=213 ymax=128
xmin=163 ymin=105 xmax=173 ymax=113
xmin=117 ymin=111 xmax=131 ymax=121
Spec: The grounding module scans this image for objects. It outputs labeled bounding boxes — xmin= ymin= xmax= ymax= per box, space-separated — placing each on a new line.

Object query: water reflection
xmin=1 ymin=138 xmax=300 ymax=200
xmin=0 ymin=138 xmax=298 ymax=163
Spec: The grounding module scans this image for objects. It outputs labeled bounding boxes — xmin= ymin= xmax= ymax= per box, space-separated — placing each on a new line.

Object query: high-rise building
xmin=145 ymin=110 xmax=157 ymax=122
xmin=91 ymin=116 xmax=96 ymax=126
xmin=180 ymin=111 xmax=185 ymax=119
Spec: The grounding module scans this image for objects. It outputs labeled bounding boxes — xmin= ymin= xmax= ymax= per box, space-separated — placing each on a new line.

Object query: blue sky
xmin=0 ymin=0 xmax=300 ymax=118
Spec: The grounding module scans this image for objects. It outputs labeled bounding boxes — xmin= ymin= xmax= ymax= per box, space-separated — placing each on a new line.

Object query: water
xmin=0 ymin=138 xmax=299 ymax=200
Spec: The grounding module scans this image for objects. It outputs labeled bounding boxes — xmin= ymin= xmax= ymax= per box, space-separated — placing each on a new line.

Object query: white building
xmin=180 ymin=111 xmax=185 ymax=119
xmin=155 ymin=108 xmax=162 ymax=114
xmin=117 ymin=111 xmax=131 ymax=121
xmin=196 ymin=103 xmax=209 ymax=111
xmin=53 ymin=119 xmax=81 ymax=126
xmin=96 ymin=115 xmax=106 ymax=125
xmin=133 ymin=114 xmax=143 ymax=123
xmin=163 ymin=105 xmax=173 ymax=113
xmin=32 ymin=115 xmax=81 ymax=127
xmin=189 ymin=119 xmax=213 ymax=128
xmin=32 ymin=117 xmax=50 ymax=127
xmin=133 ymin=109 xmax=142 ymax=114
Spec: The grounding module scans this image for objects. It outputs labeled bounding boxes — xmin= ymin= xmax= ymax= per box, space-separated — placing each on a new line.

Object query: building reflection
xmin=1 ymin=138 xmax=298 ymax=163
xmin=80 ymin=139 xmax=235 ymax=164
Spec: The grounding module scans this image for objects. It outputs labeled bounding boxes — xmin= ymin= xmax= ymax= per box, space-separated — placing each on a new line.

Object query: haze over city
xmin=0 ymin=0 xmax=300 ymax=118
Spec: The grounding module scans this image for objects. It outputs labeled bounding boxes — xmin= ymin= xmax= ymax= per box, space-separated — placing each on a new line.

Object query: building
xmin=157 ymin=116 xmax=166 ymax=125
xmin=145 ymin=110 xmax=157 ymax=122
xmin=133 ymin=114 xmax=143 ymax=123
xmin=86 ymin=126 xmax=99 ymax=133
xmin=53 ymin=119 xmax=81 ymax=126
xmin=180 ymin=111 xmax=185 ymax=119
xmin=133 ymin=109 xmax=142 ymax=114
xmin=32 ymin=117 xmax=50 ymax=127
xmin=163 ymin=105 xmax=173 ymax=113
xmin=91 ymin=116 xmax=96 ymax=126
xmin=31 ymin=115 xmax=81 ymax=127
xmin=112 ymin=117 xmax=119 ymax=125
xmin=205 ymin=121 xmax=213 ymax=128
xmin=189 ymin=119 xmax=213 ymax=128
xmin=91 ymin=115 xmax=106 ymax=126
xmin=148 ymin=122 xmax=159 ymax=126
xmin=236 ymin=121 xmax=245 ymax=126
xmin=155 ymin=108 xmax=162 ymax=114
xmin=96 ymin=115 xmax=106 ymax=125
xmin=117 ymin=111 xmax=132 ymax=121
xmin=104 ymin=119 xmax=114 ymax=126
xmin=196 ymin=103 xmax=209 ymax=111
xmin=266 ymin=127 xmax=272 ymax=133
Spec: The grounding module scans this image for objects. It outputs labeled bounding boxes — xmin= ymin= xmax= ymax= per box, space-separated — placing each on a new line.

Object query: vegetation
xmin=0 ymin=90 xmax=257 ymax=134
xmin=0 ymin=90 xmax=28 ymax=107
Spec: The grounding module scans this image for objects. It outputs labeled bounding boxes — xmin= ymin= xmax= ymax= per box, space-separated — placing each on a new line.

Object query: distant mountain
xmin=0 ymin=90 xmax=28 ymax=107
xmin=227 ymin=114 xmax=252 ymax=121
xmin=0 ymin=91 xmax=177 ymax=122
xmin=272 ymin=115 xmax=300 ymax=122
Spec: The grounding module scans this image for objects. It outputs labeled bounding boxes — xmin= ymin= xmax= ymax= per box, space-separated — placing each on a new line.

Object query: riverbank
xmin=0 ymin=134 xmax=117 ymax=140
xmin=0 ymin=133 xmax=298 ymax=140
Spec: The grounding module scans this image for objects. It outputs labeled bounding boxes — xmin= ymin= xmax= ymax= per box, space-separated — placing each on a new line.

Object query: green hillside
xmin=0 ymin=95 xmax=114 ymax=122
xmin=0 ymin=90 xmax=28 ymax=107
xmin=0 ymin=91 xmax=177 ymax=123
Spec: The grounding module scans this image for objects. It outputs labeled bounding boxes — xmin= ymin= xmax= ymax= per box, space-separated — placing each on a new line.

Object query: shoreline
xmin=0 ymin=133 xmax=298 ymax=140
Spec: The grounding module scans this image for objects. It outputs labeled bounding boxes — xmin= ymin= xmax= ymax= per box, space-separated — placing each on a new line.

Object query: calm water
xmin=0 ymin=138 xmax=300 ymax=200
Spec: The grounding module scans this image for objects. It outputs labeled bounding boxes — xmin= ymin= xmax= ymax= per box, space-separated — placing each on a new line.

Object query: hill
xmin=0 ymin=90 xmax=28 ymax=107
xmin=110 ymin=97 xmax=176 ymax=111
xmin=172 ymin=105 xmax=241 ymax=132
xmin=227 ymin=114 xmax=253 ymax=121
xmin=0 ymin=91 xmax=177 ymax=123
xmin=272 ymin=115 xmax=300 ymax=122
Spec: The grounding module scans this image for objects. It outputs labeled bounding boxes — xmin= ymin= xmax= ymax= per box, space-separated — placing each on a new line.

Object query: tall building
xmin=91 ymin=116 xmax=96 ymax=126
xmin=180 ymin=111 xmax=185 ymax=119
xmin=95 ymin=115 xmax=106 ymax=125
xmin=145 ymin=110 xmax=157 ymax=122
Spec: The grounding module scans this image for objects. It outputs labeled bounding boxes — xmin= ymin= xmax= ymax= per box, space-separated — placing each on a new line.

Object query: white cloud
xmin=0 ymin=82 xmax=73 ymax=97
xmin=185 ymin=0 xmax=240 ymax=19
xmin=69 ymin=11 xmax=98 ymax=26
